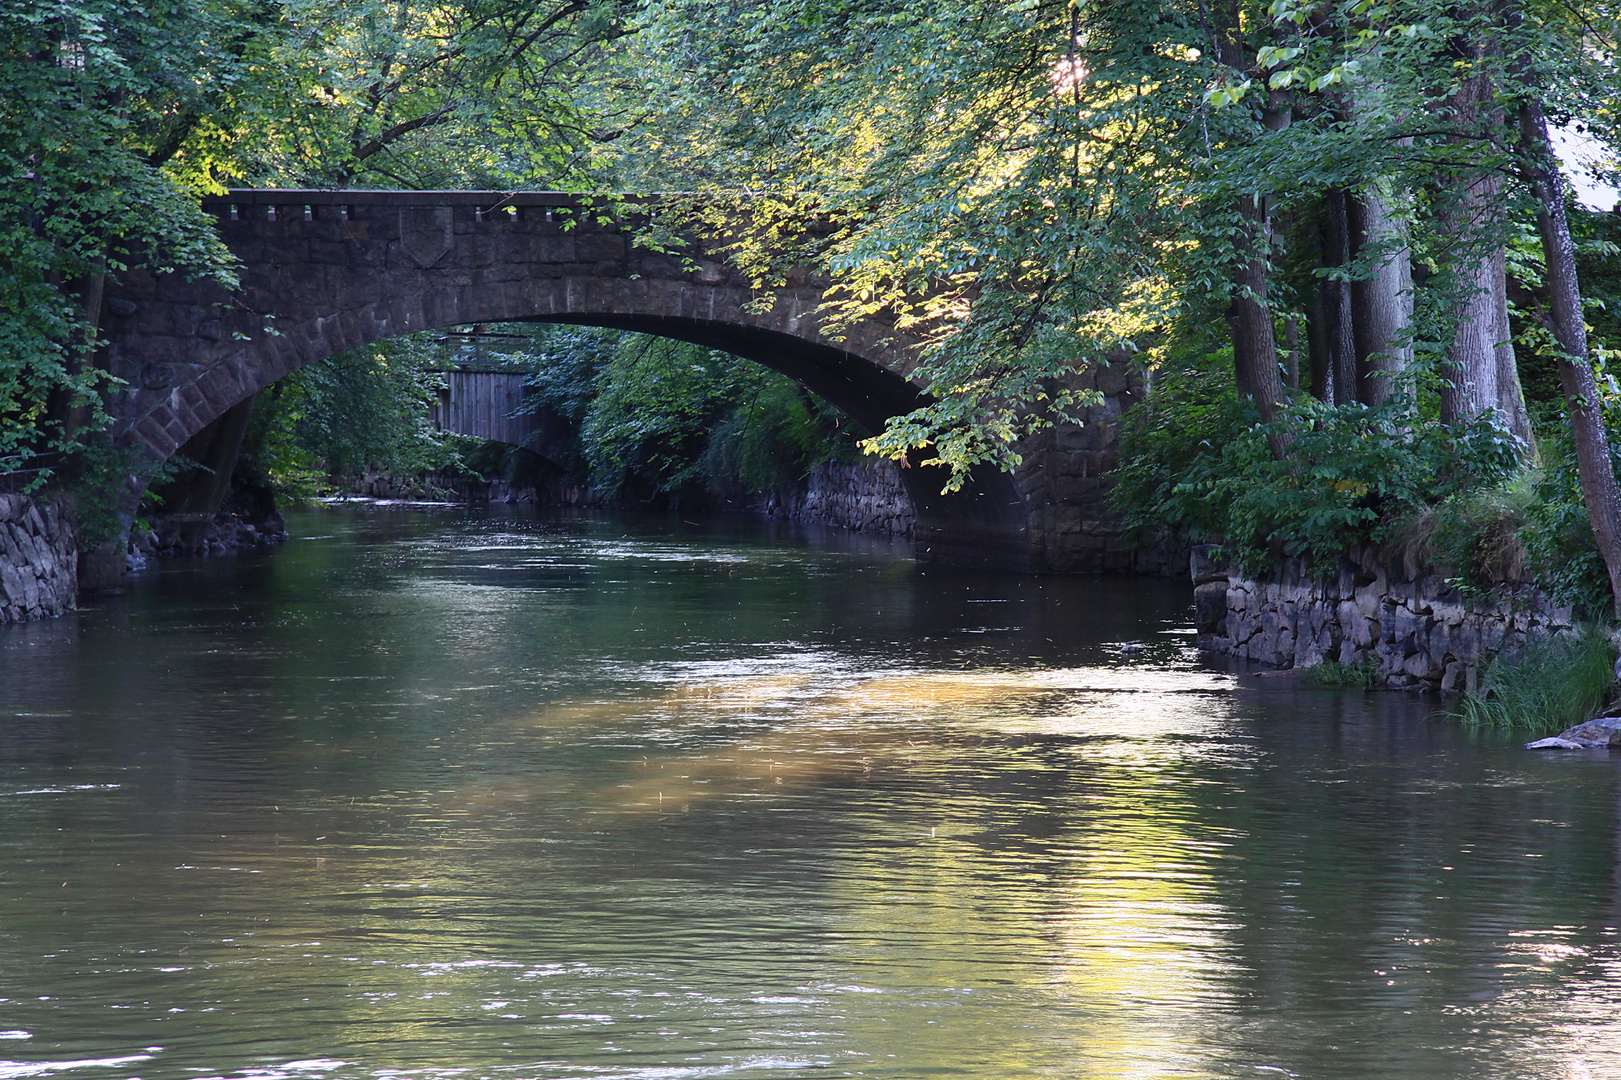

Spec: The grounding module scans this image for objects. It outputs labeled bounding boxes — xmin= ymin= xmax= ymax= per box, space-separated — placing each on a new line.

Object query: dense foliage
xmin=575 ymin=333 xmax=856 ymax=505
xmin=1115 ymin=196 xmax=1621 ymax=612
xmin=620 ymin=0 xmax=1617 ymax=466
xmin=1454 ymin=627 xmax=1617 ymax=732
xmin=1 ymin=0 xmax=240 ymax=480
xmin=236 ymin=323 xmax=857 ymax=507
xmin=7 ymin=0 xmax=1621 ymax=614
xmin=2 ymin=0 xmax=623 ymax=487
xmin=237 ymin=335 xmax=467 ymax=498
xmin=1114 ymin=350 xmax=1522 ymax=575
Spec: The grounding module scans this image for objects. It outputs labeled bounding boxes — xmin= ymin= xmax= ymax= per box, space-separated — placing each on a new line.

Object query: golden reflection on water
xmin=434 ymin=663 xmax=1250 ymax=1076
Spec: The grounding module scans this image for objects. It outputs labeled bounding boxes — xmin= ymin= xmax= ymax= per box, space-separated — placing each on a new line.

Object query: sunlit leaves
xmin=620 ymin=0 xmax=1226 ymax=485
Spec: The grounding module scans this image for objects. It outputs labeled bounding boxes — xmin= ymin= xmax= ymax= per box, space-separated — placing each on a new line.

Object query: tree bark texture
xmin=1438 ymin=170 xmax=1503 ymax=426
xmin=1212 ymin=8 xmax=1287 ymax=447
xmin=1229 ymin=195 xmax=1285 ymax=429
xmin=1490 ymin=254 xmax=1534 ymax=445
xmin=1347 ymin=188 xmax=1412 ymax=407
xmin=1320 ymin=189 xmax=1359 ymax=406
xmin=1306 ymin=288 xmax=1333 ymax=404
xmin=1436 ymin=26 xmax=1528 ymax=432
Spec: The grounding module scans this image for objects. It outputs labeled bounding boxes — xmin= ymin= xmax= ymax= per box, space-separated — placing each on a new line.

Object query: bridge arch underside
xmin=115 ymin=308 xmax=1031 ymax=573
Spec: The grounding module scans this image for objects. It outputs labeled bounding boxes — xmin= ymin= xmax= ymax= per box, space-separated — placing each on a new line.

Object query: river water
xmin=2 ymin=505 xmax=1620 ymax=1079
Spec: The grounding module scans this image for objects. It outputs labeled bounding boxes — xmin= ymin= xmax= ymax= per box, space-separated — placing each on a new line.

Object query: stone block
xmin=1441 ymin=660 xmax=1464 ymax=693
xmin=1194 ymin=582 xmax=1228 ymax=634
xmin=1525 ymin=737 xmax=1587 ymax=750
xmin=1335 ymin=601 xmax=1370 ymax=648
xmin=1045 ymin=451 xmax=1084 ymax=479
xmin=0 ymin=560 xmax=23 ymax=606
xmin=1049 ymin=476 xmax=1105 ymax=503
xmin=1417 ymin=573 xmax=1451 ymax=603
xmin=1095 ymin=362 xmax=1130 ymax=396
xmin=5 ymin=522 xmax=26 ymax=563
xmin=1053 ymin=424 xmax=1103 ymax=453
xmin=263 ymin=239 xmax=311 ymax=265
xmin=1404 ymin=651 xmax=1437 ymax=679
xmin=1260 ymin=610 xmax=1296 ymax=665
xmin=1190 ymin=544 xmax=1228 ymax=585
xmin=1553 ymin=717 xmax=1621 ymax=748
xmin=16 ymin=565 xmax=38 ymax=612
xmin=1229 ymin=608 xmax=1261 ymax=646
xmin=1296 ymin=635 xmax=1330 ymax=668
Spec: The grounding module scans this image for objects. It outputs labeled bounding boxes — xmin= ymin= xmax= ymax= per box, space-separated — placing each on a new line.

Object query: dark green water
xmin=2 ymin=505 xmax=1620 ymax=1079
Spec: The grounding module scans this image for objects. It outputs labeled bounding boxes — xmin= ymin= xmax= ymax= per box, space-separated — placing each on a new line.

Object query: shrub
xmin=1518 ymin=430 xmax=1617 ymax=620
xmin=1113 ymin=347 xmax=1523 ymax=577
xmin=1383 ymin=473 xmax=1534 ymax=593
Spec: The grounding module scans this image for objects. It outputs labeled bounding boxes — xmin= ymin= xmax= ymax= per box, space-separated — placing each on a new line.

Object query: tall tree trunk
xmin=1230 ymin=195 xmax=1285 ymax=429
xmin=1519 ymin=99 xmax=1621 ymax=617
xmin=1321 ymin=188 xmax=1359 ymax=406
xmin=1347 ymin=188 xmax=1412 ymax=407
xmin=1490 ymin=252 xmax=1534 ymax=446
xmin=1436 ymin=23 xmax=1521 ymax=431
xmin=1226 ymin=302 xmax=1254 ymax=400
xmin=1439 ymin=172 xmax=1503 ymax=426
xmin=1212 ymin=8 xmax=1288 ymax=446
xmin=1307 ymin=288 xmax=1333 ymax=404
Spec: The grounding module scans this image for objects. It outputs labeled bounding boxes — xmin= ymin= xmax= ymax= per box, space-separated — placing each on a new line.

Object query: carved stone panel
xmin=399 ymin=207 xmax=453 ymax=268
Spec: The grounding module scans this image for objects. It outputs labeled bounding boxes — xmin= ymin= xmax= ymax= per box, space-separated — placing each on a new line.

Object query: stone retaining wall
xmin=784 ymin=461 xmax=914 ymax=536
xmin=134 ymin=508 xmax=288 ymax=561
xmin=0 ymin=495 xmax=77 ymax=625
xmin=1011 ymin=362 xmax=1190 ymax=576
xmin=1193 ymin=545 xmax=1575 ymax=691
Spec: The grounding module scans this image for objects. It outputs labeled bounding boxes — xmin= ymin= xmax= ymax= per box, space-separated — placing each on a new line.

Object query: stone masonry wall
xmin=784 ymin=461 xmax=915 ymax=536
xmin=1193 ymin=545 xmax=1576 ymax=691
xmin=1012 ymin=361 xmax=1188 ymax=576
xmin=0 ymin=495 xmax=77 ymax=625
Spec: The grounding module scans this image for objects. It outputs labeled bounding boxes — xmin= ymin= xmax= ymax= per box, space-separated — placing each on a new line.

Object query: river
xmin=2 ymin=505 xmax=1619 ymax=1079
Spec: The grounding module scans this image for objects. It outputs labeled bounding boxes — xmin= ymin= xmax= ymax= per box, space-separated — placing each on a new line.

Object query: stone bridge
xmin=100 ymin=189 xmax=1145 ymax=574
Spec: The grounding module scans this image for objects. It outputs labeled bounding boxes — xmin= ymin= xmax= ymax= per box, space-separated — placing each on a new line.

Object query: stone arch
xmin=100 ymin=191 xmax=1033 ymax=570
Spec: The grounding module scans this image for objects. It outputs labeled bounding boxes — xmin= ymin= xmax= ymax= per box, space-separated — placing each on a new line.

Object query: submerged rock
xmin=1525 ymin=737 xmax=1587 ymax=750
xmin=1543 ymin=716 xmax=1621 ymax=749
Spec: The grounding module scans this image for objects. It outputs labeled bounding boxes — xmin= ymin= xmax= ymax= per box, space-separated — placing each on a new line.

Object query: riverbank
xmin=349 ymin=459 xmax=918 ymax=537
xmin=1192 ymin=543 xmax=1580 ymax=693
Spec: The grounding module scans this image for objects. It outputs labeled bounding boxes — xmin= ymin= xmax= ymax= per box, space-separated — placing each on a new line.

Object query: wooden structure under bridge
xmin=430 ymin=367 xmax=570 ymax=459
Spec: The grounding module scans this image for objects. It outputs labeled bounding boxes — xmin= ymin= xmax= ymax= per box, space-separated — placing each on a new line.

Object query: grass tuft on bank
xmin=1454 ymin=629 xmax=1617 ymax=734
xmin=1301 ymin=657 xmax=1382 ymax=688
